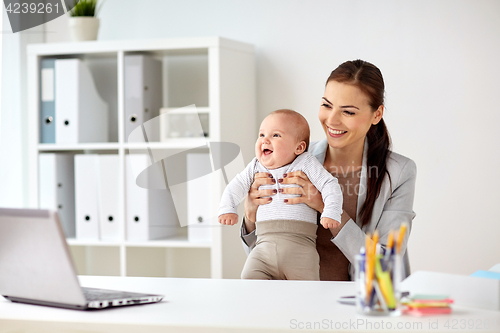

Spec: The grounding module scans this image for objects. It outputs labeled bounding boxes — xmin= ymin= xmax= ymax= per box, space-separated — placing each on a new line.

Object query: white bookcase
xmin=27 ymin=37 xmax=256 ymax=279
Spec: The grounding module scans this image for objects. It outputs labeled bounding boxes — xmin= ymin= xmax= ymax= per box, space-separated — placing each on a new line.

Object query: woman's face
xmin=319 ymin=80 xmax=383 ymax=153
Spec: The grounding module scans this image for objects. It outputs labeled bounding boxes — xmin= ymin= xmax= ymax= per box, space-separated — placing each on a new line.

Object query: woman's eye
xmin=343 ymin=110 xmax=355 ymax=116
xmin=321 ymin=103 xmax=332 ymax=108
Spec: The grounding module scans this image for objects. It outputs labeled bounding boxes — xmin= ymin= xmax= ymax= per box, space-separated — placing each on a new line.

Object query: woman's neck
xmin=324 ymin=139 xmax=364 ymax=174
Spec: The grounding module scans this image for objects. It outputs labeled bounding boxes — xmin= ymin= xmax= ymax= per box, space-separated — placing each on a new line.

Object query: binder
xmin=126 ymin=154 xmax=179 ymax=241
xmin=40 ymin=58 xmax=56 ymax=144
xmin=39 ymin=153 xmax=75 ymax=238
xmin=187 ymin=153 xmax=213 ymax=242
xmin=74 ymin=154 xmax=100 ymax=240
xmin=55 ymin=59 xmax=108 ymax=144
xmin=124 ymin=55 xmax=162 ymax=142
xmin=98 ymin=155 xmax=120 ymax=241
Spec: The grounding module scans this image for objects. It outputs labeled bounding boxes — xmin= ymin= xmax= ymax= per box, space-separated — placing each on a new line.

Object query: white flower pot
xmin=68 ymin=17 xmax=100 ymax=42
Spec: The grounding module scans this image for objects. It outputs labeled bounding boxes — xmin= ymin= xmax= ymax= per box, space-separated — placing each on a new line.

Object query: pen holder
xmin=355 ymin=253 xmax=403 ymax=316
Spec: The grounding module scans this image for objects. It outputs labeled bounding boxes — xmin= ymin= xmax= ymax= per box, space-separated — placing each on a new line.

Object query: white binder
xmin=187 ymin=153 xmax=213 ymax=242
xmin=126 ymin=154 xmax=179 ymax=241
xmin=55 ymin=59 xmax=108 ymax=144
xmin=74 ymin=154 xmax=100 ymax=240
xmin=98 ymin=155 xmax=120 ymax=241
xmin=39 ymin=153 xmax=75 ymax=238
xmin=124 ymin=55 xmax=162 ymax=142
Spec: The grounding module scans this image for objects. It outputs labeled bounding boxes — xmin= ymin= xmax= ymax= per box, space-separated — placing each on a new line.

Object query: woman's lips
xmin=327 ymin=127 xmax=347 ymax=138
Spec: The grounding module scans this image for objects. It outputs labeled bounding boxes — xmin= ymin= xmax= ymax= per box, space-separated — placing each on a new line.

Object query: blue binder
xmin=40 ymin=58 xmax=56 ymax=143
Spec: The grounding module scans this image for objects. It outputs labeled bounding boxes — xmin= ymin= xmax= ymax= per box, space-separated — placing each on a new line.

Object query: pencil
xmin=396 ymin=223 xmax=407 ymax=254
xmin=387 ymin=231 xmax=394 ymax=252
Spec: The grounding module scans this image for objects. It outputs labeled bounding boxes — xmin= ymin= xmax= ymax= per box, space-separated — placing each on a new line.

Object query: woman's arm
xmin=333 ymin=159 xmax=417 ymax=267
xmin=280 ymin=170 xmax=350 ymax=234
xmin=282 ymin=158 xmax=417 ymax=271
xmin=240 ymin=172 xmax=276 ymax=253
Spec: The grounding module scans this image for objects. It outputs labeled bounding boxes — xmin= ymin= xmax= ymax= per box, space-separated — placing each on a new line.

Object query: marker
xmin=375 ymin=255 xmax=396 ymax=309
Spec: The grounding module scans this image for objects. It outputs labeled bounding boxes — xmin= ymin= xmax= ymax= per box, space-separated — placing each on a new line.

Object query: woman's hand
xmin=243 ymin=172 xmax=276 ymax=233
xmin=279 ymin=171 xmax=325 ymax=213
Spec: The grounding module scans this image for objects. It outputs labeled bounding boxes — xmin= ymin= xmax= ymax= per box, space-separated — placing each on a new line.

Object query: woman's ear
xmin=372 ymin=105 xmax=384 ymax=125
xmin=295 ymin=141 xmax=307 ymax=155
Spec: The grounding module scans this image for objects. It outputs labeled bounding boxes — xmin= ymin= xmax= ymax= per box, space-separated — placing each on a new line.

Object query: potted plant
xmin=68 ymin=0 xmax=103 ymax=42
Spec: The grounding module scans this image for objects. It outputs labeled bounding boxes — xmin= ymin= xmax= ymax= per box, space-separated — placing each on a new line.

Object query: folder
xmin=55 ymin=59 xmax=108 ymax=144
xmin=186 ymin=153 xmax=213 ymax=242
xmin=98 ymin=155 xmax=120 ymax=241
xmin=74 ymin=154 xmax=100 ymax=240
xmin=39 ymin=153 xmax=75 ymax=238
xmin=124 ymin=55 xmax=162 ymax=142
xmin=126 ymin=154 xmax=179 ymax=241
xmin=40 ymin=58 xmax=56 ymax=144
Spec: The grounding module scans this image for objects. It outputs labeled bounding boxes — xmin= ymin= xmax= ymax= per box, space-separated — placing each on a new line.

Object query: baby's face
xmin=255 ymin=114 xmax=303 ymax=170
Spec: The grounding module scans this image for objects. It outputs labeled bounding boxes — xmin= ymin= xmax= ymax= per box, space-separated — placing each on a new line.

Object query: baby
xmin=218 ymin=109 xmax=342 ymax=280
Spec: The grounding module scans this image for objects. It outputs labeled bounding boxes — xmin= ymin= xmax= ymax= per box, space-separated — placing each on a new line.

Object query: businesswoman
xmin=240 ymin=60 xmax=416 ymax=281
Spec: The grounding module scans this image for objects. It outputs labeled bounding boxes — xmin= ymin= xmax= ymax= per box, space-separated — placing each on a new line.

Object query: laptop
xmin=0 ymin=208 xmax=164 ymax=310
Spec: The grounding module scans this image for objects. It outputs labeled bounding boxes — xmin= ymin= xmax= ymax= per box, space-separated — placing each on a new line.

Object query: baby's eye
xmin=259 ymin=133 xmax=264 ymax=137
xmin=273 ymin=133 xmax=280 ymax=137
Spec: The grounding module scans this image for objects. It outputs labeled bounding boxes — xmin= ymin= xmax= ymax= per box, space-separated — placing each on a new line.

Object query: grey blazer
xmin=240 ymin=138 xmax=417 ymax=280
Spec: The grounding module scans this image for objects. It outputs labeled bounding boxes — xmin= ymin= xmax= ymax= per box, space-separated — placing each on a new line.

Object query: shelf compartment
xmin=38 ymin=143 xmax=121 ymax=151
xmin=126 ymin=247 xmax=211 ymax=278
xmin=160 ymin=107 xmax=209 ymax=140
xmin=69 ymin=245 xmax=121 ymax=276
xmin=125 ymin=235 xmax=212 ymax=249
xmin=125 ymin=140 xmax=209 ymax=150
xmin=67 ymin=239 xmax=122 ymax=247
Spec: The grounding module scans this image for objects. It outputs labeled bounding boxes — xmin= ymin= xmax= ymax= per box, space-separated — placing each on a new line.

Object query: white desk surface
xmin=1 ymin=276 xmax=500 ymax=333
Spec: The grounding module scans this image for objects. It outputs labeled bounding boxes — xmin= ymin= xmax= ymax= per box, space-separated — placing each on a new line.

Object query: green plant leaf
xmin=69 ymin=0 xmax=99 ymax=17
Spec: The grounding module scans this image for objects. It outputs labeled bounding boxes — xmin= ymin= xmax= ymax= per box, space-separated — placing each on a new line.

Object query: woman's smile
xmin=326 ymin=126 xmax=348 ymax=138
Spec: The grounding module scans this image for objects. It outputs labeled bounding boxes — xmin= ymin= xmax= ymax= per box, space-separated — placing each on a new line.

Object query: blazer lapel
xmin=356 ymin=138 xmax=369 ymax=229
xmin=313 ymin=138 xmax=368 ymax=230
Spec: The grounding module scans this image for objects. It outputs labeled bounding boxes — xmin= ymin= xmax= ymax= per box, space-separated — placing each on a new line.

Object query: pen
xmin=358 ymin=247 xmax=366 ymax=308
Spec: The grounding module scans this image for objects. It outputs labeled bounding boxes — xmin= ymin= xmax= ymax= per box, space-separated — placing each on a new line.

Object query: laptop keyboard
xmin=82 ymin=287 xmax=147 ymax=301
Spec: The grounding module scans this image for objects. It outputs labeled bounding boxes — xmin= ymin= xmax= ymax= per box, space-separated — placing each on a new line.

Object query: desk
xmin=1 ymin=276 xmax=499 ymax=332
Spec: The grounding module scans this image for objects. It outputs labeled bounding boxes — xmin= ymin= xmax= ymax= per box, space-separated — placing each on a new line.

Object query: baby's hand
xmin=320 ymin=217 xmax=340 ymax=229
xmin=218 ymin=213 xmax=239 ymax=226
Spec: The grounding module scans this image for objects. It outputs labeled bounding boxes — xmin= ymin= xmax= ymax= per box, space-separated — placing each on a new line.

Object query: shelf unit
xmin=27 ymin=37 xmax=256 ymax=279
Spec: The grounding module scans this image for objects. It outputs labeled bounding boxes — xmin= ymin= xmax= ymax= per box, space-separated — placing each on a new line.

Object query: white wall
xmin=0 ymin=9 xmax=44 ymax=207
xmin=4 ymin=0 xmax=500 ymax=275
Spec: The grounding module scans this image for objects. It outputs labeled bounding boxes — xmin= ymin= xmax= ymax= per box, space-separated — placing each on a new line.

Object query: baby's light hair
xmin=268 ymin=109 xmax=310 ymax=151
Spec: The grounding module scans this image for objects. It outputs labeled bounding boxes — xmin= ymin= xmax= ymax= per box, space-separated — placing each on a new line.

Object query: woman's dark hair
xmin=326 ymin=60 xmax=392 ymax=227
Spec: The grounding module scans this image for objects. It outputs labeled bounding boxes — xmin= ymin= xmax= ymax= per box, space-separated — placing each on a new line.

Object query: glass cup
xmin=355 ymin=253 xmax=402 ymax=316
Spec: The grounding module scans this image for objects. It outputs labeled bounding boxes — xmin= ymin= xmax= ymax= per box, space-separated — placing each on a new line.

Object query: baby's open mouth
xmin=263 ymin=149 xmax=273 ymax=155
